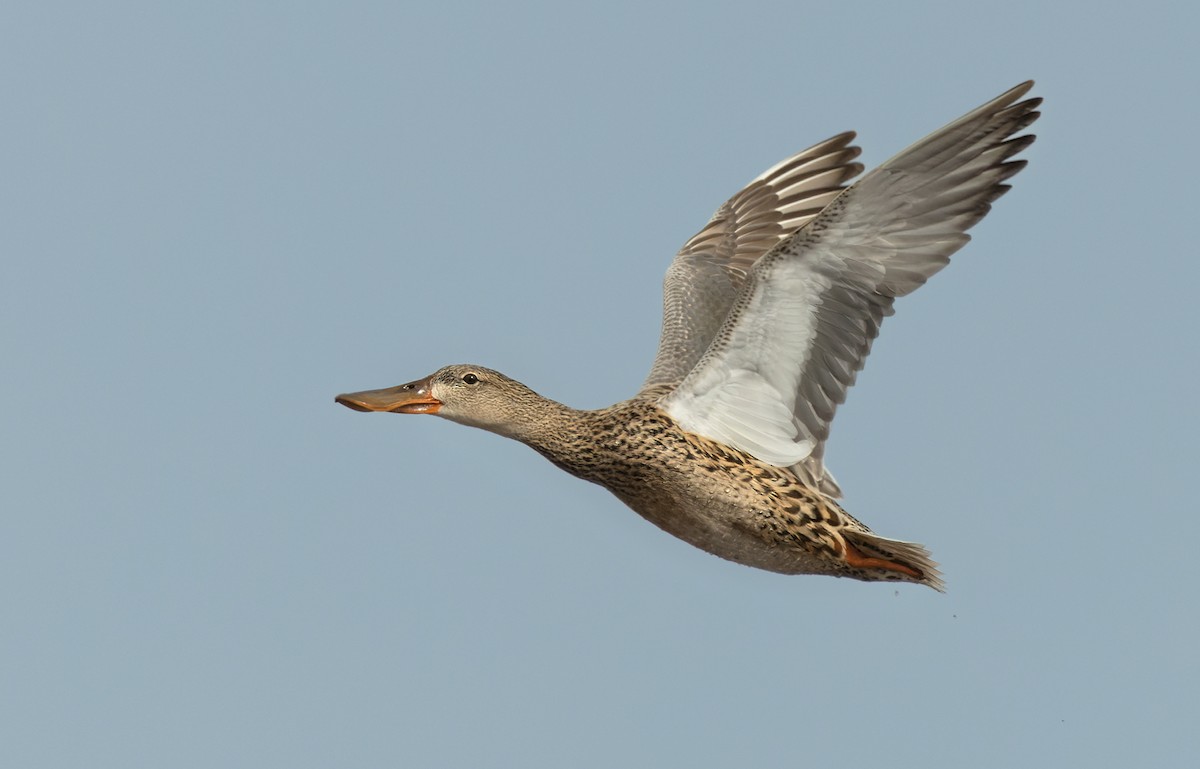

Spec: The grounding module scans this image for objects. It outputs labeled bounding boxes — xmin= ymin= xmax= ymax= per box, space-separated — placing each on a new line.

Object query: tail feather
xmin=843 ymin=530 xmax=945 ymax=592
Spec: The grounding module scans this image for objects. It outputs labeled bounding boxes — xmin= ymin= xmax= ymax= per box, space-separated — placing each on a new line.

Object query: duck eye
xmin=462 ymin=373 xmax=479 ymax=385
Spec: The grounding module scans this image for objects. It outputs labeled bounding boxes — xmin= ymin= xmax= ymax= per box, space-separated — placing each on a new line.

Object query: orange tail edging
xmin=842 ymin=537 xmax=924 ymax=581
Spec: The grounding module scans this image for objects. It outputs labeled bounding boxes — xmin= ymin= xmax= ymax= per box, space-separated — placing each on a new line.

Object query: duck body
xmin=528 ymin=397 xmax=857 ymax=578
xmin=602 ymin=405 xmax=934 ymax=585
xmin=337 ymin=83 xmax=1042 ymax=591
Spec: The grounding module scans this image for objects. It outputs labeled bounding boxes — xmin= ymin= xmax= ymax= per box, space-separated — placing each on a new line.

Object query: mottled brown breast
xmin=529 ymin=398 xmax=866 ymax=575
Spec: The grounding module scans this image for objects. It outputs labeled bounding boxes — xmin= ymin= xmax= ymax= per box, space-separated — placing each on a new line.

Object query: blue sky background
xmin=3 ymin=2 xmax=1196 ymax=767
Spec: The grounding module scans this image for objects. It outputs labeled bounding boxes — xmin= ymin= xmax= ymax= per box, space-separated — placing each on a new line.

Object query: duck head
xmin=336 ymin=364 xmax=549 ymax=438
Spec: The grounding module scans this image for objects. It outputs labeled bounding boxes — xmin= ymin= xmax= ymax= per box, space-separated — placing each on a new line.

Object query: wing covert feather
xmin=640 ymin=134 xmax=864 ymax=392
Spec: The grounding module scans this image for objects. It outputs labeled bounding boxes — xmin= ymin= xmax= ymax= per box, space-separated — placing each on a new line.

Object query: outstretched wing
xmin=660 ymin=82 xmax=1041 ymax=477
xmin=639 ymin=134 xmax=864 ymax=393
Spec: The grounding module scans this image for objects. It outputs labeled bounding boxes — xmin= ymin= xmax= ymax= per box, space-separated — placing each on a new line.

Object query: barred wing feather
xmin=660 ymin=82 xmax=1041 ymax=482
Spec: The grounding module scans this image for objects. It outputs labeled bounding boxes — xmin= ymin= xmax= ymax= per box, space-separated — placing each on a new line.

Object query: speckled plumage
xmin=526 ymin=394 xmax=941 ymax=587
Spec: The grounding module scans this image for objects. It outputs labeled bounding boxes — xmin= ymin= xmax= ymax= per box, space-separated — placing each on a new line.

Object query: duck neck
xmin=485 ymin=396 xmax=619 ymax=483
xmin=496 ymin=397 xmax=592 ymax=461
